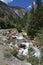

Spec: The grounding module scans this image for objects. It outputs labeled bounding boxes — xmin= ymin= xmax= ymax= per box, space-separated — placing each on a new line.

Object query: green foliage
xmin=27 ymin=0 xmax=43 ymax=38
xmin=40 ymin=49 xmax=43 ymax=65
xmin=27 ymin=56 xmax=39 ymax=65
xmin=28 ymin=47 xmax=34 ymax=55
xmin=10 ymin=48 xmax=18 ymax=57
xmin=35 ymin=29 xmax=43 ymax=45
xmin=0 ymin=16 xmax=16 ymax=29
xmin=36 ymin=0 xmax=41 ymax=6
xmin=0 ymin=11 xmax=4 ymax=17
xmin=4 ymin=16 xmax=15 ymax=28
xmin=0 ymin=20 xmax=5 ymax=28
xmin=0 ymin=0 xmax=43 ymax=42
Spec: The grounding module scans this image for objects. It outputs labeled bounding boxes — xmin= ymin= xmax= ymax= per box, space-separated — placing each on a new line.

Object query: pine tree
xmin=27 ymin=2 xmax=36 ymax=39
xmin=35 ymin=0 xmax=43 ymax=29
xmin=27 ymin=0 xmax=43 ymax=39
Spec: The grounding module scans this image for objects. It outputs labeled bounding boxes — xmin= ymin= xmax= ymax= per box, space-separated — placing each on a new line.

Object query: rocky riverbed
xmin=0 ymin=29 xmax=42 ymax=65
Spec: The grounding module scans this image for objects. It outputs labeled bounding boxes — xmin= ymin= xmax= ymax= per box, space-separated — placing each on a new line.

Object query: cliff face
xmin=0 ymin=1 xmax=26 ymax=19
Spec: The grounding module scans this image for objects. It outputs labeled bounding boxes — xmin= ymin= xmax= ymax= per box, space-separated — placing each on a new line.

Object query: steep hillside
xmin=0 ymin=1 xmax=27 ymax=29
xmin=0 ymin=1 xmax=26 ymax=19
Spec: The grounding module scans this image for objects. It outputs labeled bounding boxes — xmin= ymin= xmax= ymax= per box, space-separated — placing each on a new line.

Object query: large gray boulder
xmin=0 ymin=45 xmax=31 ymax=65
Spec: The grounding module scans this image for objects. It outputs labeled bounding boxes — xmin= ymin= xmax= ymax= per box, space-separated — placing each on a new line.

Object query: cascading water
xmin=16 ymin=33 xmax=41 ymax=58
xmin=32 ymin=46 xmax=41 ymax=58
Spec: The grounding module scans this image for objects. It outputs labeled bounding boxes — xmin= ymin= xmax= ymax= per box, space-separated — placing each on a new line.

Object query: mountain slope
xmin=0 ymin=1 xmax=27 ymax=29
xmin=0 ymin=1 xmax=26 ymax=19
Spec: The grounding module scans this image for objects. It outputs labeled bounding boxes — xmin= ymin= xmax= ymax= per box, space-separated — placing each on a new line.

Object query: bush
xmin=40 ymin=48 xmax=43 ymax=65
xmin=0 ymin=11 xmax=4 ymax=17
xmin=10 ymin=48 xmax=18 ymax=57
xmin=27 ymin=56 xmax=39 ymax=65
xmin=35 ymin=29 xmax=43 ymax=45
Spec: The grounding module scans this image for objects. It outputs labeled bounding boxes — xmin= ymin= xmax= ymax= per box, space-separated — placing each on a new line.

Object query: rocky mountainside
xmin=0 ymin=1 xmax=27 ymax=29
xmin=0 ymin=1 xmax=26 ymax=19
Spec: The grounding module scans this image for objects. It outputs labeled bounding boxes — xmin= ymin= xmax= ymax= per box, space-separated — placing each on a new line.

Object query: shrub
xmin=10 ymin=48 xmax=18 ymax=57
xmin=27 ymin=56 xmax=39 ymax=65
xmin=35 ymin=29 xmax=43 ymax=45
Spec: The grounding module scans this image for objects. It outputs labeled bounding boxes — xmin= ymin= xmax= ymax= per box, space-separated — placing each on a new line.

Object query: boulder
xmin=22 ymin=32 xmax=28 ymax=39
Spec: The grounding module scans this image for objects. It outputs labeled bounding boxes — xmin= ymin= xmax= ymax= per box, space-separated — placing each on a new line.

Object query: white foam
xmin=23 ymin=48 xmax=28 ymax=56
xmin=33 ymin=46 xmax=41 ymax=58
xmin=16 ymin=35 xmax=23 ymax=40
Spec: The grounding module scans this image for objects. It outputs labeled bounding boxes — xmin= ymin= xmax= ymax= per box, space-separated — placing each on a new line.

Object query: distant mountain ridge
xmin=0 ymin=1 xmax=26 ymax=19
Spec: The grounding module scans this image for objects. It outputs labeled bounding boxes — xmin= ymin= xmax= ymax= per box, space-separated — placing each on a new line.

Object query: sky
xmin=0 ymin=0 xmax=43 ymax=10
xmin=0 ymin=0 xmax=13 ymax=4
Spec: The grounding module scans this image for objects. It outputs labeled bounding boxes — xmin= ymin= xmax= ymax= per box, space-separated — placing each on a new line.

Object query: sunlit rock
xmin=22 ymin=32 xmax=27 ymax=36
xmin=12 ymin=35 xmax=17 ymax=39
xmin=2 ymin=36 xmax=7 ymax=41
xmin=22 ymin=32 xmax=28 ymax=39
